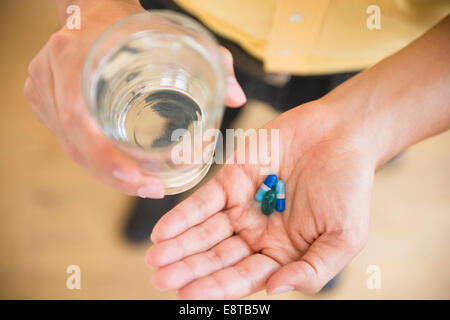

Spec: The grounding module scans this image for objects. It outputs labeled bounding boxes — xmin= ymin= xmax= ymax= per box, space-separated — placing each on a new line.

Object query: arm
xmin=145 ymin=16 xmax=450 ymax=299
xmin=25 ymin=0 xmax=245 ymax=198
xmin=326 ymin=15 xmax=450 ymax=168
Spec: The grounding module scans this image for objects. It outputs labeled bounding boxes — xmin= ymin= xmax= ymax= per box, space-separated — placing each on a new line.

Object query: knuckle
xmin=342 ymin=228 xmax=367 ymax=253
xmin=180 ymin=260 xmax=196 ymax=279
xmin=48 ymin=31 xmax=71 ymax=55
xmin=207 ymin=249 xmax=224 ymax=269
xmin=60 ymin=141 xmax=80 ymax=162
xmin=27 ymin=57 xmax=41 ymax=83
xmin=219 ymin=47 xmax=233 ymax=65
xmin=303 ymin=279 xmax=323 ymax=294
xmin=194 ymin=224 xmax=211 ymax=244
xmin=24 ymin=79 xmax=45 ymax=123
xmin=294 ymin=263 xmax=322 ymax=294
xmin=60 ymin=108 xmax=80 ymax=129
xmin=305 ymin=283 xmax=322 ymax=294
xmin=23 ymin=78 xmax=35 ymax=101
xmin=60 ymin=112 xmax=73 ymax=128
xmin=234 ymin=263 xmax=254 ymax=291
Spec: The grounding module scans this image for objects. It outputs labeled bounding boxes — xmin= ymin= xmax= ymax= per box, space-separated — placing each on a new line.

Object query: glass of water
xmin=83 ymin=11 xmax=227 ymax=195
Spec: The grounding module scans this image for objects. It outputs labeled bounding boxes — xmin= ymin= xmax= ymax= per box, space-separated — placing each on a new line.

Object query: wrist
xmin=318 ymin=84 xmax=393 ymax=171
xmin=321 ymin=16 xmax=450 ymax=169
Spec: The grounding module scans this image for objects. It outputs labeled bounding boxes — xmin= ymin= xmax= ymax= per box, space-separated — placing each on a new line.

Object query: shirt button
xmin=279 ymin=49 xmax=292 ymax=57
xmin=289 ymin=13 xmax=304 ymax=23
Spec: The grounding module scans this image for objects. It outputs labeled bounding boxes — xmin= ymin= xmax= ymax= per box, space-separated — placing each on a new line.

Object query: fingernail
xmin=228 ymin=77 xmax=247 ymax=104
xmin=113 ymin=170 xmax=138 ymax=183
xmin=137 ymin=185 xmax=164 ymax=199
xmin=268 ymin=285 xmax=294 ymax=296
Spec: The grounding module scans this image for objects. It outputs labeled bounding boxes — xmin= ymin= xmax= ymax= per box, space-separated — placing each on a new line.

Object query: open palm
xmin=146 ymin=102 xmax=374 ymax=299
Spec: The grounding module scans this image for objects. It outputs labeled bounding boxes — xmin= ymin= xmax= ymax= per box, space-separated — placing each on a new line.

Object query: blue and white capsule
xmin=255 ymin=174 xmax=277 ymax=202
xmin=275 ymin=180 xmax=285 ymax=212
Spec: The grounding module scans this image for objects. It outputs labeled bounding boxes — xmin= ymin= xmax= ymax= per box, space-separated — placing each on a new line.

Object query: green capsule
xmin=261 ymin=189 xmax=276 ymax=215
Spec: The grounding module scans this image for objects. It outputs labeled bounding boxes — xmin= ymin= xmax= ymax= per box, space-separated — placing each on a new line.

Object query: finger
xmin=24 ymin=77 xmax=60 ymax=136
xmin=25 ymin=46 xmax=65 ymax=136
xmin=266 ymin=232 xmax=365 ymax=295
xmin=26 ymin=44 xmax=63 ymax=123
xmin=65 ymin=98 xmax=165 ymax=198
xmin=177 ymin=253 xmax=280 ymax=300
xmin=27 ymin=42 xmax=165 ymax=198
xmin=151 ymin=177 xmax=227 ymax=243
xmin=220 ymin=47 xmax=247 ymax=107
xmin=151 ymin=235 xmax=252 ymax=290
xmin=147 ymin=211 xmax=234 ymax=267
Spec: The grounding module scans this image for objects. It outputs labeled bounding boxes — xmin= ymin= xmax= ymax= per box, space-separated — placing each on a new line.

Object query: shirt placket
xmin=264 ymin=0 xmax=330 ymax=73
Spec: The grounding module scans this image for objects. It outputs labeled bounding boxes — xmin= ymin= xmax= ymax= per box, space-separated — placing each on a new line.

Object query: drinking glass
xmin=83 ymin=10 xmax=226 ymax=194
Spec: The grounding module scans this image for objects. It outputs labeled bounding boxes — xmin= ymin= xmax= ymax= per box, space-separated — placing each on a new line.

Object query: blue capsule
xmin=255 ymin=174 xmax=277 ymax=202
xmin=275 ymin=180 xmax=285 ymax=212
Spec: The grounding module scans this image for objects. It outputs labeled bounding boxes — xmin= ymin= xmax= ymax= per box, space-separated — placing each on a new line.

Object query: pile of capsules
xmin=254 ymin=174 xmax=285 ymax=215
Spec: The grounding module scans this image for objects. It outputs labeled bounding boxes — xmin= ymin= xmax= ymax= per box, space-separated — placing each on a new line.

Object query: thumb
xmin=266 ymin=232 xmax=366 ymax=295
xmin=219 ymin=47 xmax=247 ymax=107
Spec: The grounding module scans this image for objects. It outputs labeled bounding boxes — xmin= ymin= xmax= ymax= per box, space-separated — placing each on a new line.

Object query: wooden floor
xmin=0 ymin=0 xmax=449 ymax=299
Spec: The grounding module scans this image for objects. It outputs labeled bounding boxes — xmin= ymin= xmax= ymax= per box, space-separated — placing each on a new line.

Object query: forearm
xmin=325 ymin=15 xmax=450 ymax=168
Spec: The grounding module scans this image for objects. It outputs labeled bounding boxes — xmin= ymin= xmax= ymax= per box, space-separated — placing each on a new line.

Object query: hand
xmin=146 ymin=101 xmax=374 ymax=299
xmin=24 ymin=0 xmax=246 ymax=198
xmin=147 ymin=15 xmax=450 ymax=298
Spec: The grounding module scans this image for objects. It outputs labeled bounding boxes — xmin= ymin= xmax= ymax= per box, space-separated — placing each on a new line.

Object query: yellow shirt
xmin=174 ymin=0 xmax=450 ymax=75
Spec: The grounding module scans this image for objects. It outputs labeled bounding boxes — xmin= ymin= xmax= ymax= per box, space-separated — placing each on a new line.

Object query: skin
xmin=146 ymin=16 xmax=450 ymax=298
xmin=24 ymin=0 xmax=247 ymax=199
xmin=25 ymin=1 xmax=449 ymax=299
